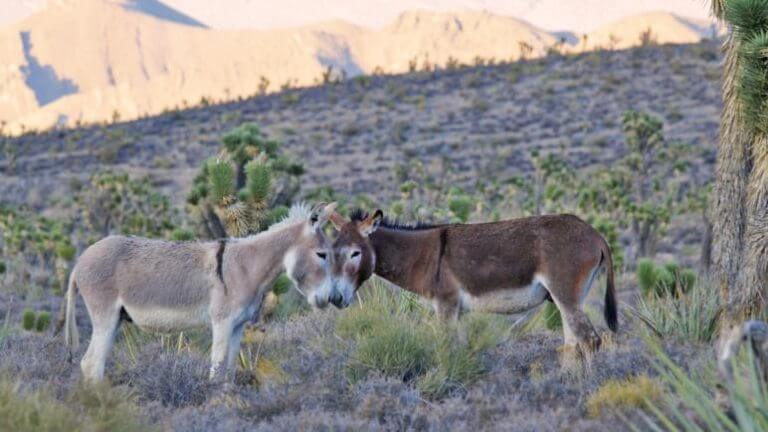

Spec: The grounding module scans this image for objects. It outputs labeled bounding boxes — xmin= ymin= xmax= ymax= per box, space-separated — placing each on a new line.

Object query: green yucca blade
xmin=739 ymin=31 xmax=768 ymax=136
xmin=725 ymin=0 xmax=768 ymax=40
xmin=207 ymin=159 xmax=235 ymax=204
xmin=244 ymin=161 xmax=271 ymax=203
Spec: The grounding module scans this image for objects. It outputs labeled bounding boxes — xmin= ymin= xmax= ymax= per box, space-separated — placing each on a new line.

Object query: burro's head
xmin=327 ymin=208 xmax=383 ymax=308
xmin=283 ymin=202 xmax=338 ymax=309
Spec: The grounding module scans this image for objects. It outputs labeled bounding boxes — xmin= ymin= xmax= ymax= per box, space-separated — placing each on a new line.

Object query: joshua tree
xmin=186 ymin=123 xmax=303 ymax=238
xmin=75 ymin=172 xmax=177 ymax=241
xmin=580 ymin=111 xmax=688 ymax=264
xmin=709 ymin=0 xmax=768 ymax=316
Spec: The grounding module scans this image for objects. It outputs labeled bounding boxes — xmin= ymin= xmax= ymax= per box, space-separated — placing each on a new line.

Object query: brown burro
xmin=328 ymin=209 xmax=617 ymax=353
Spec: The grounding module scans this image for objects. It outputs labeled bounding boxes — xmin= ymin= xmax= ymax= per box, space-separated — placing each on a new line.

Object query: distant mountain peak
xmin=45 ymin=0 xmax=206 ymax=28
xmin=119 ymin=0 xmax=207 ymax=28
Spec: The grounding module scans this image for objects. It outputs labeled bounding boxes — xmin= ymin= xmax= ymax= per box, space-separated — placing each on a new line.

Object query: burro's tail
xmin=64 ymin=268 xmax=80 ymax=350
xmin=601 ymin=241 xmax=618 ymax=332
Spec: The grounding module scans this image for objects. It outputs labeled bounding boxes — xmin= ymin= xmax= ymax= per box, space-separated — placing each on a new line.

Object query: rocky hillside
xmin=0 ymin=41 xmax=721 ymax=215
xmin=0 ymin=0 xmax=719 ymax=133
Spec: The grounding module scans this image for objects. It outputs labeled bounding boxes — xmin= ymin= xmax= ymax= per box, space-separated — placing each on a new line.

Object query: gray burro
xmin=64 ymin=202 xmax=338 ymax=382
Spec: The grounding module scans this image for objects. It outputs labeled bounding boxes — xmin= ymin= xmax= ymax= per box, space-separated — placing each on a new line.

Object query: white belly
xmin=122 ymin=303 xmax=210 ymax=333
xmin=460 ymin=278 xmax=549 ymax=314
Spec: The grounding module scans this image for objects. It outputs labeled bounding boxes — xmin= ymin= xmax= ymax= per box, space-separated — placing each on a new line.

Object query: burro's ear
xmin=310 ymin=202 xmax=337 ymax=228
xmin=358 ymin=209 xmax=383 ymax=236
xmin=329 ymin=210 xmax=350 ymax=231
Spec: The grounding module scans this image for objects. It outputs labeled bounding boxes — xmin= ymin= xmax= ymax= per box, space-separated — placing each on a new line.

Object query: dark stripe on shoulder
xmin=216 ymin=239 xmax=227 ymax=294
xmin=435 ymin=228 xmax=448 ymax=282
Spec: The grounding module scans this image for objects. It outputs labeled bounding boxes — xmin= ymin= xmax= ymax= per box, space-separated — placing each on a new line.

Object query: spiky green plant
xmin=636 ymin=337 xmax=768 ymax=431
xmin=632 ymin=278 xmax=721 ymax=342
xmin=186 ymin=123 xmax=303 ymax=238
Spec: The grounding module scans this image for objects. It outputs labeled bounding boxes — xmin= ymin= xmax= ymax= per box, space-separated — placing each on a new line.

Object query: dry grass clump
xmin=337 ymin=279 xmax=504 ymax=399
xmin=0 ymin=377 xmax=153 ymax=432
xmin=586 ymin=374 xmax=663 ymax=418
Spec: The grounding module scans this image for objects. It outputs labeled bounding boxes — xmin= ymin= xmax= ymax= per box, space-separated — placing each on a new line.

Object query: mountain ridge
xmin=0 ymin=1 xmax=719 ymax=134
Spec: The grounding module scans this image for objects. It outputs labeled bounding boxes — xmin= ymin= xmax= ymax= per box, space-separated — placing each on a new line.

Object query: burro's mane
xmin=264 ymin=202 xmax=314 ymax=232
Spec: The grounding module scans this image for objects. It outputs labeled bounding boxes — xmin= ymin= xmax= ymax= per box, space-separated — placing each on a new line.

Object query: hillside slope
xmin=0 ymin=41 xmax=722 ymax=217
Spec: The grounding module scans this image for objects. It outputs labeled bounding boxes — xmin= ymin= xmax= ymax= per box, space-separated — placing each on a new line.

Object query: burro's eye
xmin=350 ymin=250 xmax=361 ymax=258
xmin=316 ymin=252 xmax=327 ymax=260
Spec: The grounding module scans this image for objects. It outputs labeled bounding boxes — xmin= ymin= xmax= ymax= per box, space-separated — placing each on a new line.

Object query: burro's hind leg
xmin=546 ymin=266 xmax=602 ymax=355
xmin=557 ymin=303 xmax=601 ymax=354
xmin=80 ymin=303 xmax=121 ymax=382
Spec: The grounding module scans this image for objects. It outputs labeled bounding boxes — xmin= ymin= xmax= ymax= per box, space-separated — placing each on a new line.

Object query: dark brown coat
xmin=330 ymin=210 xmax=617 ymax=352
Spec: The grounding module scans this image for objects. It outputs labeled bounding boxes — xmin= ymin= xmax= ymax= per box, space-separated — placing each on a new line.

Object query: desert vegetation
xmin=1 ymin=3 xmax=768 ymax=429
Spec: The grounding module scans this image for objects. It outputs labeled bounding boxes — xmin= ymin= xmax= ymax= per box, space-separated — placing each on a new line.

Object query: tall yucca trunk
xmin=710 ymin=0 xmax=768 ymax=316
xmin=738 ymin=133 xmax=768 ymax=314
xmin=711 ymin=31 xmax=752 ymax=307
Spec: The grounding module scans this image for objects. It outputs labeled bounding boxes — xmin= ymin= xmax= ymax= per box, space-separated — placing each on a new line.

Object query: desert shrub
xmin=272 ymin=289 xmax=310 ymax=321
xmin=68 ymin=383 xmax=150 ymax=432
xmin=339 ymin=280 xmax=501 ymax=399
xmin=0 ymin=378 xmax=151 ymax=432
xmin=638 ymin=339 xmax=768 ymax=431
xmin=21 ymin=309 xmax=35 ymax=331
xmin=75 ymin=172 xmax=179 ymax=241
xmin=586 ymin=374 xmax=662 ymax=418
xmin=348 ymin=320 xmax=433 ymax=382
xmin=633 ymin=278 xmax=721 ymax=342
xmin=0 ymin=208 xmax=74 ymax=294
xmin=34 ymin=311 xmax=50 ymax=333
xmin=418 ymin=314 xmax=504 ymax=399
xmin=636 ymin=259 xmax=696 ymax=297
xmin=114 ymin=342 xmax=211 ymax=408
xmin=0 ymin=379 xmax=79 ymax=432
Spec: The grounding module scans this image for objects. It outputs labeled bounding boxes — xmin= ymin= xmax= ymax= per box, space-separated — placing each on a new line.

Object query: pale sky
xmin=0 ymin=0 xmax=714 ymax=32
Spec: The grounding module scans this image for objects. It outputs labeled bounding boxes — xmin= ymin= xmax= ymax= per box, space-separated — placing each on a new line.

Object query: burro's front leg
xmin=434 ymin=294 xmax=461 ymax=322
xmin=209 ymin=318 xmax=234 ymax=381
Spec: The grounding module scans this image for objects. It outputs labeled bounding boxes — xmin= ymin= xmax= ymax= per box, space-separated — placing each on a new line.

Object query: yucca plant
xmin=710 ymin=0 xmax=768 ymax=316
xmin=186 ymin=123 xmax=303 ymax=238
xmin=632 ymin=278 xmax=722 ymax=342
xmin=636 ymin=337 xmax=768 ymax=431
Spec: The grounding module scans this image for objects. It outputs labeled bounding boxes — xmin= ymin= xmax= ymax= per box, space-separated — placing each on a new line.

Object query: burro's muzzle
xmin=330 ymin=276 xmax=356 ymax=309
xmin=307 ymin=279 xmax=336 ymax=309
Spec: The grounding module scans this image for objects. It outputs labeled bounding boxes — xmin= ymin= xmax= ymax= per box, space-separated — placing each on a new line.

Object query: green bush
xmin=338 ymin=280 xmax=502 ymax=399
xmin=54 ymin=242 xmax=76 ymax=261
xmin=632 ymin=278 xmax=720 ymax=342
xmin=348 ymin=319 xmax=434 ymax=382
xmin=272 ymin=289 xmax=310 ymax=321
xmin=35 ymin=312 xmax=51 ymax=333
xmin=418 ymin=314 xmax=503 ymax=399
xmin=637 ymin=259 xmax=657 ymax=296
xmin=169 ymin=228 xmax=195 ymax=241
xmin=636 ymin=260 xmax=697 ymax=297
xmin=271 ymin=274 xmax=292 ymax=296
xmin=0 ymin=379 xmax=79 ymax=432
xmin=21 ymin=309 xmax=35 ymax=331
xmin=448 ymin=196 xmax=473 ymax=222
